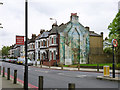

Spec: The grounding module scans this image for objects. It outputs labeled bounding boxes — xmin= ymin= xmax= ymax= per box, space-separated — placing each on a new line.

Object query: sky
xmin=0 ymin=0 xmax=119 ymax=49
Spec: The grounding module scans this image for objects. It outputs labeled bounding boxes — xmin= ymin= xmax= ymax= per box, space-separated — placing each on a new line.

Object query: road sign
xmin=16 ymin=36 xmax=24 ymax=45
xmin=112 ymin=39 xmax=118 ymax=47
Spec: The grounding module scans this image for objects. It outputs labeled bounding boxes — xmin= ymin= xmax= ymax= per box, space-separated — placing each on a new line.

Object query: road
xmin=0 ymin=61 xmax=119 ymax=88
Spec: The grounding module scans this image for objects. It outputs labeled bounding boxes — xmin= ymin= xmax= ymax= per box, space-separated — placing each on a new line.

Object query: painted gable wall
xmin=59 ymin=21 xmax=89 ymax=65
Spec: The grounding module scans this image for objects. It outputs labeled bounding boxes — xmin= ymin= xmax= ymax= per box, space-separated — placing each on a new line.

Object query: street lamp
xmin=0 ymin=23 xmax=3 ymax=28
xmin=50 ymin=18 xmax=58 ymax=66
xmin=0 ymin=26 xmax=3 ymax=28
xmin=0 ymin=2 xmax=3 ymax=5
xmin=24 ymin=0 xmax=28 ymax=89
xmin=0 ymin=3 xmax=3 ymax=28
xmin=50 ymin=18 xmax=57 ymax=25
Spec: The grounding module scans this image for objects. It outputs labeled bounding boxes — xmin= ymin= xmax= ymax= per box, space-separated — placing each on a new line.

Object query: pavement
xmin=97 ymin=76 xmax=120 ymax=81
xmin=0 ymin=75 xmax=23 ymax=90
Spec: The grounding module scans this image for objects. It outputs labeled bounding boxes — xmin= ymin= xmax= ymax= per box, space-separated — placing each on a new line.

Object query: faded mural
xmin=59 ymin=22 xmax=89 ymax=65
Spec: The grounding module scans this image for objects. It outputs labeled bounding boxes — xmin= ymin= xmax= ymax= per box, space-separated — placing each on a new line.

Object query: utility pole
xmin=24 ymin=0 xmax=28 ymax=89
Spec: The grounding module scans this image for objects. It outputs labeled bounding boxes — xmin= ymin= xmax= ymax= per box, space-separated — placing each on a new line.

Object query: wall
xmin=89 ymin=54 xmax=119 ymax=64
xmin=89 ymin=36 xmax=103 ymax=54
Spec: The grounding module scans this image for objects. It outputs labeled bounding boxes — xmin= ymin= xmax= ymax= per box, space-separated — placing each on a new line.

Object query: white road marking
xmin=58 ymin=73 xmax=88 ymax=78
xmin=76 ymin=75 xmax=87 ymax=78
xmin=35 ymin=70 xmax=48 ymax=73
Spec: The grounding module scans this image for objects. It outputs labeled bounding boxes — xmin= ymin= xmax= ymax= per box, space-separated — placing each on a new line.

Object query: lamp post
xmin=24 ymin=0 xmax=28 ymax=89
xmin=0 ymin=3 xmax=3 ymax=28
xmin=50 ymin=18 xmax=58 ymax=66
xmin=0 ymin=23 xmax=3 ymax=28
xmin=0 ymin=2 xmax=3 ymax=5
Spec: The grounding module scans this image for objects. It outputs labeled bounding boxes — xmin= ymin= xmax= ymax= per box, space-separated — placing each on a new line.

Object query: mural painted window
xmin=53 ymin=36 xmax=56 ymax=44
xmin=49 ymin=51 xmax=52 ymax=60
xmin=53 ymin=51 xmax=56 ymax=60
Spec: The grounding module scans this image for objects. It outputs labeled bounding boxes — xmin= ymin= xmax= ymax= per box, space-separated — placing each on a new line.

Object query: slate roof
xmin=89 ymin=31 xmax=101 ymax=36
xmin=36 ymin=34 xmax=41 ymax=40
xmin=49 ymin=23 xmax=68 ymax=34
xmin=40 ymin=31 xmax=49 ymax=38
xmin=49 ymin=21 xmax=101 ymax=37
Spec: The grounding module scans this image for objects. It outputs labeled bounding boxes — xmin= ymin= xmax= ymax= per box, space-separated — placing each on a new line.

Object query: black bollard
xmin=7 ymin=68 xmax=10 ymax=80
xmin=38 ymin=76 xmax=43 ymax=90
xmin=68 ymin=83 xmax=75 ymax=90
xmin=13 ymin=70 xmax=17 ymax=84
xmin=78 ymin=64 xmax=80 ymax=71
xmin=97 ymin=64 xmax=99 ymax=72
xmin=0 ymin=66 xmax=1 ymax=75
xmin=2 ymin=67 xmax=5 ymax=77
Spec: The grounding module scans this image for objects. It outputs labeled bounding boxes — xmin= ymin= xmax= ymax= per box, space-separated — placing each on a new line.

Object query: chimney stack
xmin=85 ymin=26 xmax=90 ymax=31
xmin=70 ymin=13 xmax=79 ymax=22
xmin=32 ymin=34 xmax=36 ymax=39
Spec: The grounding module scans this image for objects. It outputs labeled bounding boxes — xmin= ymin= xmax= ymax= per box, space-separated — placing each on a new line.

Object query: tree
xmin=108 ymin=10 xmax=120 ymax=54
xmin=2 ymin=46 xmax=10 ymax=58
xmin=103 ymin=47 xmax=112 ymax=54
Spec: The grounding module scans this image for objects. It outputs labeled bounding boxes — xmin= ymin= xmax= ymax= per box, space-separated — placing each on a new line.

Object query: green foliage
xmin=108 ymin=10 xmax=120 ymax=54
xmin=2 ymin=46 xmax=10 ymax=57
xmin=103 ymin=47 xmax=112 ymax=54
xmin=37 ymin=59 xmax=40 ymax=61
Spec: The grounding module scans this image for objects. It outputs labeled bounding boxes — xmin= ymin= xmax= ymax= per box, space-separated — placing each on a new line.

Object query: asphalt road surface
xmin=0 ymin=61 xmax=119 ymax=88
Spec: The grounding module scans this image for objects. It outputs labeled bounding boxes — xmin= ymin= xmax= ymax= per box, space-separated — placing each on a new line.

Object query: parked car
xmin=10 ymin=59 xmax=17 ymax=63
xmin=23 ymin=59 xmax=33 ymax=66
xmin=5 ymin=58 xmax=10 ymax=62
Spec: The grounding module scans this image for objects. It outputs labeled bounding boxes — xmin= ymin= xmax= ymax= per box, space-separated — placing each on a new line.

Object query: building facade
xmin=20 ymin=45 xmax=25 ymax=58
xmin=35 ymin=13 xmax=90 ymax=65
xmin=27 ymin=34 xmax=36 ymax=61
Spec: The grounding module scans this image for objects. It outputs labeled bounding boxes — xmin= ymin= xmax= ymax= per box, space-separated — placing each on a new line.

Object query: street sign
xmin=112 ymin=39 xmax=118 ymax=47
xmin=16 ymin=36 xmax=24 ymax=45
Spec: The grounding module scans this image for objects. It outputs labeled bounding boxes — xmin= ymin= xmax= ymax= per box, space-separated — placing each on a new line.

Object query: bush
xmin=104 ymin=47 xmax=112 ymax=54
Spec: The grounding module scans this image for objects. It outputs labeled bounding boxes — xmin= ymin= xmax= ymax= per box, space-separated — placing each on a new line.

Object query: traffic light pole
xmin=24 ymin=0 xmax=28 ymax=89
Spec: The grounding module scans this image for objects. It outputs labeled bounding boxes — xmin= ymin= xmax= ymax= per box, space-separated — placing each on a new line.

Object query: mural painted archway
xmin=65 ymin=28 xmax=80 ymax=65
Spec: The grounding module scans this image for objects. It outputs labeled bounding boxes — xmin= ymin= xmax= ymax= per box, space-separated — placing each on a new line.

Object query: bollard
xmin=38 ymin=76 xmax=43 ymax=90
xmin=78 ymin=64 xmax=80 ymax=71
xmin=0 ymin=66 xmax=1 ymax=75
xmin=7 ymin=68 xmax=10 ymax=80
xmin=13 ymin=70 xmax=17 ymax=84
xmin=68 ymin=83 xmax=75 ymax=90
xmin=97 ymin=64 xmax=99 ymax=72
xmin=61 ymin=64 xmax=63 ymax=70
xmin=2 ymin=67 xmax=5 ymax=77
